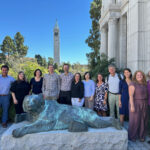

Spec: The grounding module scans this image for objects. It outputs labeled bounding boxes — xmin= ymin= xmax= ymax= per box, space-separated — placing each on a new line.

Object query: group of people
xmin=0 ymin=63 xmax=150 ymax=142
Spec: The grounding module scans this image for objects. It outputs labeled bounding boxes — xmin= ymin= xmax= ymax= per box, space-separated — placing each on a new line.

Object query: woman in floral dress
xmin=94 ymin=73 xmax=108 ymax=116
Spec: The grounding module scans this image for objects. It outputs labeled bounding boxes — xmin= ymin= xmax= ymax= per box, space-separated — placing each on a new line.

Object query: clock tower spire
xmin=53 ymin=20 xmax=60 ymax=66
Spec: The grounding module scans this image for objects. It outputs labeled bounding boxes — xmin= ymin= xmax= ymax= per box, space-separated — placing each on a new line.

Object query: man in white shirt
xmin=107 ymin=65 xmax=122 ymax=119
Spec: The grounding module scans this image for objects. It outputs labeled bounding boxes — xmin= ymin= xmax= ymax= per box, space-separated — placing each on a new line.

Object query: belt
xmin=0 ymin=94 xmax=9 ymax=96
xmin=109 ymin=92 xmax=119 ymax=95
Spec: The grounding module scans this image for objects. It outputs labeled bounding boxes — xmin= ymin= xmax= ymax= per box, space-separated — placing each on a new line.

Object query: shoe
xmin=2 ymin=123 xmax=7 ymax=128
xmin=130 ymin=139 xmax=136 ymax=142
xmin=140 ymin=139 xmax=145 ymax=142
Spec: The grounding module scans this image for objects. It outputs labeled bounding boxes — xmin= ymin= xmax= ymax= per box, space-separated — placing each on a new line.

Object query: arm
xmin=103 ymin=83 xmax=108 ymax=105
xmin=118 ymin=81 xmax=122 ymax=108
xmin=79 ymin=82 xmax=84 ymax=102
xmin=89 ymin=81 xmax=95 ymax=101
xmin=129 ymin=85 xmax=135 ymax=112
xmin=29 ymin=78 xmax=33 ymax=95
xmin=57 ymin=75 xmax=60 ymax=98
xmin=10 ymin=81 xmax=18 ymax=104
xmin=42 ymin=76 xmax=46 ymax=99
xmin=11 ymin=92 xmax=18 ymax=104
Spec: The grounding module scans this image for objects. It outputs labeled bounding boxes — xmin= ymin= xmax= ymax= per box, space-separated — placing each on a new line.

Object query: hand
xmin=131 ymin=105 xmax=135 ymax=112
xmin=119 ymin=100 xmax=122 ymax=108
xmin=14 ymin=99 xmax=18 ymax=104
xmin=78 ymin=98 xmax=81 ymax=102
xmin=89 ymin=96 xmax=93 ymax=101
xmin=103 ymin=99 xmax=107 ymax=105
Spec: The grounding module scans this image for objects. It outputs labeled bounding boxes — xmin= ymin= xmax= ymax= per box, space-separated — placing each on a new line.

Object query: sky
xmin=0 ymin=0 xmax=93 ymax=64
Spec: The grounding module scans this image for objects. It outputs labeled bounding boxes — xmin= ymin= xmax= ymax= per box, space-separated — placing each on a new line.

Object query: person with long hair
xmin=30 ymin=69 xmax=43 ymax=95
xmin=147 ymin=71 xmax=150 ymax=141
xmin=128 ymin=71 xmax=148 ymax=142
xmin=10 ymin=71 xmax=31 ymax=122
xmin=94 ymin=73 xmax=108 ymax=116
xmin=119 ymin=68 xmax=132 ymax=126
xmin=71 ymin=73 xmax=84 ymax=106
xmin=82 ymin=72 xmax=95 ymax=109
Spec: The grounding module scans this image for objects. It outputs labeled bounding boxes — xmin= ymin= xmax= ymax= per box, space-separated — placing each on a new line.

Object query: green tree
xmin=0 ymin=53 xmax=6 ymax=64
xmin=35 ymin=54 xmax=43 ymax=66
xmin=14 ymin=32 xmax=28 ymax=57
xmin=48 ymin=57 xmax=54 ymax=65
xmin=42 ymin=57 xmax=47 ymax=67
xmin=1 ymin=36 xmax=15 ymax=61
xmin=85 ymin=0 xmax=102 ymax=75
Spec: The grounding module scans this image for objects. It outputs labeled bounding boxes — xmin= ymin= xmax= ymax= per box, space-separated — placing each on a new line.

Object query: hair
xmin=96 ymin=73 xmax=105 ymax=83
xmin=63 ymin=63 xmax=70 ymax=68
xmin=123 ymin=68 xmax=132 ymax=79
xmin=83 ymin=72 xmax=91 ymax=80
xmin=108 ymin=64 xmax=116 ymax=69
xmin=1 ymin=65 xmax=9 ymax=70
xmin=147 ymin=70 xmax=150 ymax=78
xmin=17 ymin=71 xmax=26 ymax=82
xmin=34 ymin=69 xmax=42 ymax=77
xmin=73 ymin=73 xmax=82 ymax=83
xmin=48 ymin=64 xmax=54 ymax=68
xmin=132 ymin=70 xmax=147 ymax=85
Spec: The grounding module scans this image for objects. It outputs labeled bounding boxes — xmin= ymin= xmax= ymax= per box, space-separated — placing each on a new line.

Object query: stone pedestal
xmin=0 ymin=121 xmax=128 ymax=150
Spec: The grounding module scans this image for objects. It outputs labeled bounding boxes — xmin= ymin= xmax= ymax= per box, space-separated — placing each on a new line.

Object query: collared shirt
xmin=60 ymin=72 xmax=74 ymax=91
xmin=42 ymin=73 xmax=60 ymax=99
xmin=82 ymin=80 xmax=95 ymax=97
xmin=108 ymin=73 xmax=120 ymax=93
xmin=0 ymin=75 xmax=15 ymax=95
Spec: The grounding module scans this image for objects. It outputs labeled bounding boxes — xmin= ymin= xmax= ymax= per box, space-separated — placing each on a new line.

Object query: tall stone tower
xmin=53 ymin=20 xmax=60 ymax=66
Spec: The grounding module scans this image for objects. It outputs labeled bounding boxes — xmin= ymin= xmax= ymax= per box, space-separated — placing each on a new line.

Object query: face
xmin=48 ymin=65 xmax=54 ymax=73
xmin=75 ymin=74 xmax=80 ymax=82
xmin=36 ymin=70 xmax=41 ymax=77
xmin=1 ymin=68 xmax=8 ymax=76
xmin=108 ymin=67 xmax=116 ymax=75
xmin=23 ymin=95 xmax=44 ymax=113
xmin=136 ymin=72 xmax=143 ymax=82
xmin=18 ymin=73 xmax=24 ymax=80
xmin=85 ymin=73 xmax=90 ymax=80
xmin=97 ymin=74 xmax=103 ymax=82
xmin=124 ymin=70 xmax=131 ymax=79
xmin=63 ymin=65 xmax=69 ymax=72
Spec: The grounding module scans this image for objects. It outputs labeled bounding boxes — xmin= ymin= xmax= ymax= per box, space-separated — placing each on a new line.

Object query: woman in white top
xmin=82 ymin=72 xmax=95 ymax=109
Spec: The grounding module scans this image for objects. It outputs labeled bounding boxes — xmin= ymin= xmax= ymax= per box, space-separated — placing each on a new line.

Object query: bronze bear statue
xmin=12 ymin=95 xmax=121 ymax=138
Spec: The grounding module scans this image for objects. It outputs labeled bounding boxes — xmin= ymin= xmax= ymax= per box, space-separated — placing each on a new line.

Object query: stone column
xmin=100 ymin=27 xmax=107 ymax=55
xmin=108 ymin=18 xmax=118 ymax=59
xmin=119 ymin=15 xmax=127 ymax=68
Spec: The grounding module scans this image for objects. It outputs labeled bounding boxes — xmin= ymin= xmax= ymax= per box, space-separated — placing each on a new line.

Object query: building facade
xmin=99 ymin=0 xmax=150 ymax=73
xmin=53 ymin=21 xmax=60 ymax=66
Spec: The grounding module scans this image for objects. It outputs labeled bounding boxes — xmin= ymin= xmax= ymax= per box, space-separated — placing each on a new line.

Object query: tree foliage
xmin=1 ymin=36 xmax=16 ymax=61
xmin=85 ymin=0 xmax=102 ymax=73
xmin=14 ymin=32 xmax=28 ymax=58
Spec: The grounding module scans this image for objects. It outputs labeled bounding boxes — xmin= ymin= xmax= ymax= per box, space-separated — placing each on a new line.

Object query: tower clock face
xmin=55 ymin=32 xmax=58 ymax=36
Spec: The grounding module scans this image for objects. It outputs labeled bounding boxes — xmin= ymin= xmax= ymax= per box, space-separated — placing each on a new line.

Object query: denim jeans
xmin=0 ymin=95 xmax=10 ymax=123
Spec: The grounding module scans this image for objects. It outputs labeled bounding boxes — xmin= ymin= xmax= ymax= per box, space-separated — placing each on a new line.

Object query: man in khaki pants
xmin=107 ymin=65 xmax=122 ymax=119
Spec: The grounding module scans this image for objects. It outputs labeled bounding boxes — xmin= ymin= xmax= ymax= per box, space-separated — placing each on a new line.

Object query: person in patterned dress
xmin=94 ymin=73 xmax=108 ymax=116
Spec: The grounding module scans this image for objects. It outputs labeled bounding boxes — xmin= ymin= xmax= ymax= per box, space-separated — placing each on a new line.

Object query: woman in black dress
xmin=10 ymin=71 xmax=31 ymax=122
xmin=30 ymin=69 xmax=43 ymax=95
xmin=71 ymin=73 xmax=84 ymax=106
